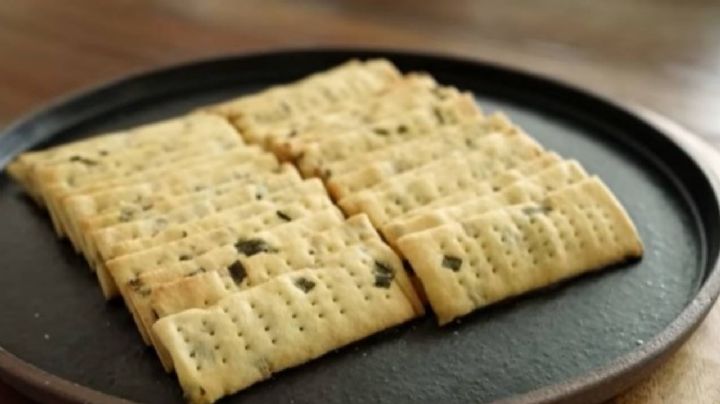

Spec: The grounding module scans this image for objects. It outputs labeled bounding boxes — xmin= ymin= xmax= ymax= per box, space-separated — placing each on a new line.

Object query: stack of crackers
xmin=7 ymin=59 xmax=643 ymax=403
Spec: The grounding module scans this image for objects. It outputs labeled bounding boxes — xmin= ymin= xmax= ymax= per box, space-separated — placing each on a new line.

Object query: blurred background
xmin=1 ymin=0 xmax=719 ymax=402
xmin=1 ymin=0 xmax=719 ymax=149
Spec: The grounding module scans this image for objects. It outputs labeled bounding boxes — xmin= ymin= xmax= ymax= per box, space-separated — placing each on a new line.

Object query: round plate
xmin=0 ymin=49 xmax=719 ymax=404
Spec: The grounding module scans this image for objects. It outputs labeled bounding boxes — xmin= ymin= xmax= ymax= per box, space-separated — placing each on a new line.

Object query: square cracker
xmin=397 ymin=177 xmax=643 ymax=325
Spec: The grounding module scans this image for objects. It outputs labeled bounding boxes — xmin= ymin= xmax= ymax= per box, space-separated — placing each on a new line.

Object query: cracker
xmin=43 ymin=146 xmax=275 ymax=243
xmin=97 ymin=188 xmax=332 ymax=301
xmin=295 ymin=95 xmax=497 ymax=177
xmin=326 ymin=131 xmax=543 ymax=199
xmin=338 ymin=152 xmax=561 ymax=228
xmin=151 ymin=242 xmax=421 ymax=402
xmin=145 ymin=214 xmax=385 ymax=370
xmin=206 ymin=59 xmax=403 ymax=145
xmin=69 ymin=165 xmax=301 ymax=258
xmin=148 ymin=214 xmax=383 ymax=320
xmin=8 ymin=114 xmax=236 ymax=201
xmin=397 ymin=177 xmax=643 ymax=325
xmin=97 ymin=179 xmax=328 ymax=263
xmin=122 ymin=209 xmax=344 ymax=343
xmin=56 ymin=151 xmax=280 ymax=253
xmin=381 ymin=159 xmax=589 ymax=248
xmin=269 ymin=75 xmax=462 ymax=160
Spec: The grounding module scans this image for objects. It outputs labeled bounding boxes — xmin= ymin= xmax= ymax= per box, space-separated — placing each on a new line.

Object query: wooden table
xmin=1 ymin=1 xmax=718 ymax=402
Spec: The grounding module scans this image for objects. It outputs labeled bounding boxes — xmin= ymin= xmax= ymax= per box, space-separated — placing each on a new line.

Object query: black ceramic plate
xmin=0 ymin=49 xmax=719 ymax=404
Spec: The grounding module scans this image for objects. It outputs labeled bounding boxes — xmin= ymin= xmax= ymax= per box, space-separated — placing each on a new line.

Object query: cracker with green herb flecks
xmin=44 ymin=148 xmax=278 ymax=248
xmin=151 ymin=241 xmax=421 ymax=403
xmin=294 ymin=94 xmax=493 ymax=177
xmin=97 ymin=179 xmax=328 ymax=264
xmin=142 ymin=214 xmax=389 ymax=369
xmin=338 ymin=151 xmax=562 ymax=228
xmin=95 ymin=182 xmax=332 ymax=301
xmin=7 ymin=114 xmax=239 ymax=204
xmin=111 ymin=207 xmax=344 ymax=343
xmin=32 ymin=124 xmax=252 ymax=238
xmin=268 ymin=74 xmax=464 ymax=160
xmin=69 ymin=165 xmax=301 ymax=264
xmin=326 ymin=131 xmax=543 ymax=200
xmin=205 ymin=59 xmax=402 ymax=146
xmin=397 ymin=177 xmax=643 ymax=325
xmin=381 ymin=160 xmax=589 ymax=249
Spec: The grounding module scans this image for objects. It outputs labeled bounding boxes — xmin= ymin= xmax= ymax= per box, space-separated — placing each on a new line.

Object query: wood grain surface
xmin=1 ymin=1 xmax=718 ymax=402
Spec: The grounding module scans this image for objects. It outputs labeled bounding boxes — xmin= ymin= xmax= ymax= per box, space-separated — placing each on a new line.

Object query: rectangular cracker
xmin=151 ymin=242 xmax=421 ymax=403
xmin=326 ymin=131 xmax=543 ymax=200
xmin=321 ymin=112 xmax=517 ymax=178
xmin=397 ymin=177 xmax=643 ymax=325
xmin=7 ymin=114 xmax=238 ymax=201
xmin=67 ymin=165 xmax=300 ymax=256
xmin=97 ymin=188 xmax=333 ymax=300
xmin=338 ymin=152 xmax=562 ymax=228
xmin=57 ymin=151 xmax=280 ymax=254
xmin=148 ymin=236 xmax=413 ymax=372
xmin=297 ymin=111 xmax=516 ymax=178
xmin=96 ymin=179 xmax=328 ymax=263
xmin=131 ymin=209 xmax=352 ymax=346
xmin=381 ymin=159 xmax=589 ymax=248
xmin=107 ymin=205 xmax=343 ymax=301
xmin=44 ymin=146 xmax=275 ymax=243
xmin=149 ymin=214 xmax=382 ymax=310
xmin=28 ymin=118 xmax=243 ymax=217
xmin=206 ymin=59 xmax=403 ymax=145
xmin=269 ymin=75 xmax=463 ymax=160
xmin=400 ymin=153 xmax=562 ymax=215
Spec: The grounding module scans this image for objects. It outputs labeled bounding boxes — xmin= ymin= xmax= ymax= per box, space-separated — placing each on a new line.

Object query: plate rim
xmin=1 ymin=47 xmax=719 ymax=404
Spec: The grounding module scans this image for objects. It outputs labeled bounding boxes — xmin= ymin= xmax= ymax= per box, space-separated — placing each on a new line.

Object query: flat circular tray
xmin=0 ymin=49 xmax=718 ymax=404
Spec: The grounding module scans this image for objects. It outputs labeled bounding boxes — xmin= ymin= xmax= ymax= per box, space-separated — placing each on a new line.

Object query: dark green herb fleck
xmin=442 ymin=255 xmax=462 ymax=272
xmin=522 ymin=204 xmax=552 ymax=216
xmin=397 ymin=124 xmax=408 ymax=134
xmin=179 ymin=254 xmax=192 ymax=261
xmin=128 ymin=277 xmax=143 ymax=291
xmin=98 ymin=150 xmax=109 ymax=156
xmin=293 ymin=277 xmax=316 ymax=293
xmin=234 ymin=238 xmax=277 ymax=256
xmin=373 ymin=261 xmax=395 ymax=288
xmin=69 ymin=155 xmax=98 ymax=166
xmin=276 ymin=210 xmax=292 ymax=221
xmin=187 ymin=267 xmax=206 ymax=277
xmin=119 ymin=208 xmax=134 ymax=222
xmin=433 ymin=107 xmax=446 ymax=124
xmin=373 ymin=128 xmax=389 ymax=136
xmin=227 ymin=261 xmax=246 ymax=285
xmin=181 ymin=230 xmax=188 ymax=238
